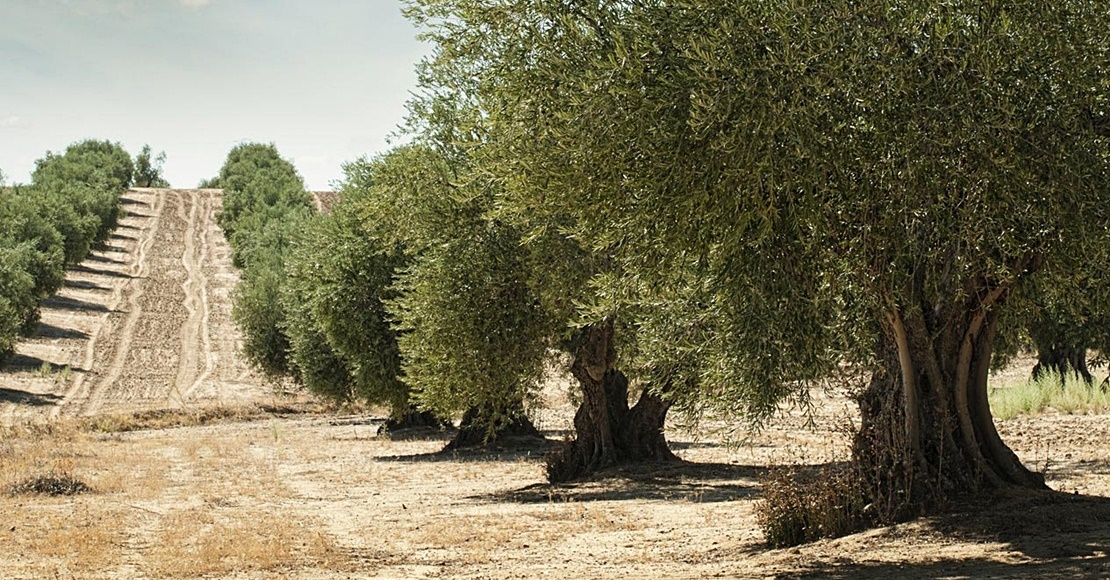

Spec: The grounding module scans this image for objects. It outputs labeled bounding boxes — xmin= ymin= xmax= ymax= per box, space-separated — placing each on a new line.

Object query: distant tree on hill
xmin=133 ymin=145 xmax=170 ymax=188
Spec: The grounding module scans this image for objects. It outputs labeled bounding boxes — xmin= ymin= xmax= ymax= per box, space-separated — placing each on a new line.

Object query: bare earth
xmin=0 ymin=189 xmax=1107 ymax=579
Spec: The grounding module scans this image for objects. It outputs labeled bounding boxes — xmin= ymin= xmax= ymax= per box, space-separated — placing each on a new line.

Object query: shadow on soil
xmin=41 ymin=294 xmax=112 ymax=313
xmin=778 ymin=489 xmax=1110 ymax=579
xmin=69 ymin=264 xmax=134 ymax=280
xmin=0 ymin=387 xmax=63 ymax=406
xmin=83 ymin=253 xmax=127 ymax=265
xmin=110 ymin=232 xmax=139 ymax=242
xmin=375 ymin=432 xmax=551 ymax=464
xmin=491 ymin=460 xmax=766 ymax=504
xmin=1 ymin=353 xmax=85 ymax=374
xmin=63 ymin=279 xmax=110 ymax=292
xmin=32 ymin=322 xmax=89 ymax=340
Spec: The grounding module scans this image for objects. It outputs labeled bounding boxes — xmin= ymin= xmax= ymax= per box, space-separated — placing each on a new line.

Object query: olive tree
xmin=280 ymin=180 xmax=438 ymax=428
xmin=133 ymin=145 xmax=170 ymax=188
xmin=215 ymin=143 xmax=314 ymax=379
xmin=408 ymin=0 xmax=1110 ymax=510
xmin=347 ymin=144 xmax=546 ymax=446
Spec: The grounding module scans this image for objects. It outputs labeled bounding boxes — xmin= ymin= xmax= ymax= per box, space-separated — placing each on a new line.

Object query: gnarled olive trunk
xmin=856 ymin=289 xmax=1046 ymax=520
xmin=546 ymin=320 xmax=677 ymax=483
xmin=444 ymin=399 xmax=543 ymax=451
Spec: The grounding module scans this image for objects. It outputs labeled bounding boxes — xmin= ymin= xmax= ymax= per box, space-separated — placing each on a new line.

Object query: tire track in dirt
xmin=76 ymin=191 xmax=189 ymax=416
xmin=174 ymin=190 xmax=218 ymax=403
xmin=50 ymin=190 xmax=165 ymax=419
xmin=2 ymin=188 xmax=265 ymax=422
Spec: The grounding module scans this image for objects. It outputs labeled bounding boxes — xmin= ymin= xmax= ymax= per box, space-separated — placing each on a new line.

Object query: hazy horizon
xmin=0 ymin=0 xmax=428 ymax=190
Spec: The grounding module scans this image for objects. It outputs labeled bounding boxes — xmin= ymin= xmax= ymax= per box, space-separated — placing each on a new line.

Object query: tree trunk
xmin=444 ymin=399 xmax=543 ymax=451
xmin=377 ymin=405 xmax=443 ymax=437
xmin=546 ymin=320 xmax=678 ymax=483
xmin=855 ymin=294 xmax=1046 ymax=521
xmin=1032 ymin=344 xmax=1093 ymax=386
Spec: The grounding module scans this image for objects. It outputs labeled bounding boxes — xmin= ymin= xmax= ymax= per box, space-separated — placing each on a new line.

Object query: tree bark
xmin=546 ymin=320 xmax=678 ymax=483
xmin=855 ymin=294 xmax=1046 ymax=521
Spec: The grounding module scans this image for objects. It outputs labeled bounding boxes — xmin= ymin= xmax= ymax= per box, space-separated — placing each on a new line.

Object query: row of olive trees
xmin=0 ymin=140 xmax=137 ymax=364
xmin=392 ymin=0 xmax=1110 ymax=531
xmin=218 ymin=142 xmax=546 ymax=443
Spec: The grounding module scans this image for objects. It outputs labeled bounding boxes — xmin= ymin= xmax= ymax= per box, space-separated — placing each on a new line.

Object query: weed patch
xmin=9 ymin=471 xmax=92 ymax=496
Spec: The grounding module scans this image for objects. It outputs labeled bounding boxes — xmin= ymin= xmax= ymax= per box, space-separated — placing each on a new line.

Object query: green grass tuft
xmin=990 ymin=373 xmax=1110 ymax=420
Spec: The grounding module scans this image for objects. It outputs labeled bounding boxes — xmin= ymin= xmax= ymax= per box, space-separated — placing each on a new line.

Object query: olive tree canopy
xmin=408 ymin=0 xmax=1110 ymax=505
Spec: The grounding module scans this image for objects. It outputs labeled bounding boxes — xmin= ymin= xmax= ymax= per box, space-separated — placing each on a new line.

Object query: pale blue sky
xmin=0 ymin=0 xmax=428 ymax=189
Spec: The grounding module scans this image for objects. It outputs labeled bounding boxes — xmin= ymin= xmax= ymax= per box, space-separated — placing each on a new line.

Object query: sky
xmin=0 ymin=0 xmax=429 ymax=190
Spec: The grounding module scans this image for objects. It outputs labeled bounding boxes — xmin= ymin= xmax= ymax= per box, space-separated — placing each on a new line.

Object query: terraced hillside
xmin=0 ymin=188 xmax=266 ymax=422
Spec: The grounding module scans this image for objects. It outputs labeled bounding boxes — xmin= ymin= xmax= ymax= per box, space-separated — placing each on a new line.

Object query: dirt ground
xmin=0 ymin=189 xmax=1107 ymax=579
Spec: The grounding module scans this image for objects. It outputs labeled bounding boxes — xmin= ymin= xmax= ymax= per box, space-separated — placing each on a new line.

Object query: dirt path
xmin=0 ymin=188 xmax=264 ymax=422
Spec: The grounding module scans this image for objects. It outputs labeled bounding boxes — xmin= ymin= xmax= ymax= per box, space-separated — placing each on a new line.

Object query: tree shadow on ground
xmin=63 ymin=279 xmax=109 ymax=292
xmin=32 ymin=322 xmax=89 ymax=340
xmin=118 ymin=197 xmax=147 ymax=206
xmin=83 ymin=253 xmax=127 ymax=265
xmin=0 ymin=387 xmax=62 ymax=407
xmin=40 ymin=294 xmax=111 ymax=313
xmin=487 ymin=459 xmax=771 ymax=504
xmin=110 ymin=232 xmax=139 ymax=242
xmin=69 ymin=264 xmax=134 ymax=280
xmin=1 ymin=353 xmax=86 ymax=374
xmin=123 ymin=210 xmax=152 ymax=219
xmin=374 ymin=432 xmax=553 ymax=464
xmin=95 ymin=244 xmax=128 ymax=254
xmin=773 ymin=489 xmax=1110 ymax=579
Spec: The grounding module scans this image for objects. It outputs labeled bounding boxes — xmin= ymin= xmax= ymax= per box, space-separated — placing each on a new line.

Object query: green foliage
xmin=133 ymin=145 xmax=170 ymax=188
xmin=0 ymin=140 xmax=132 ymax=362
xmin=340 ymin=144 xmax=552 ymax=434
xmin=391 ymin=219 xmax=548 ymax=422
xmin=214 ymin=142 xmax=314 ymax=381
xmin=232 ymin=259 xmax=294 ymax=379
xmin=281 ymin=192 xmax=408 ymax=410
xmin=0 ymin=194 xmax=66 ymax=303
xmin=0 ymin=245 xmax=40 ymax=354
xmin=407 ymin=0 xmax=1110 ymax=426
xmin=216 ymin=143 xmax=311 ymax=238
xmin=32 ymin=139 xmax=134 ymax=193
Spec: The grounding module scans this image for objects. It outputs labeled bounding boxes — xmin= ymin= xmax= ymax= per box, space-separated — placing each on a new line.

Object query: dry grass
xmin=144 ymin=507 xmax=348 ymax=577
xmin=78 ymin=397 xmax=332 ymax=433
xmin=0 ymin=505 xmax=132 ymax=576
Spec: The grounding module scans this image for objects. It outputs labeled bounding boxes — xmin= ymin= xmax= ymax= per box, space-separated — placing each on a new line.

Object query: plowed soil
xmin=0 ymin=189 xmax=1106 ymax=579
xmin=0 ymin=188 xmax=266 ymax=422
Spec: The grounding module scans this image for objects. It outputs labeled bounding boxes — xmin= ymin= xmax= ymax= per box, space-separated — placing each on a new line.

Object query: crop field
xmin=1 ymin=189 xmax=1107 ymax=579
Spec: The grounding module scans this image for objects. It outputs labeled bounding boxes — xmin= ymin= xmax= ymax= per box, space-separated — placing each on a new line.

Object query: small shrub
xmin=9 ymin=471 xmax=92 ymax=496
xmin=756 ymin=464 xmax=873 ymax=548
